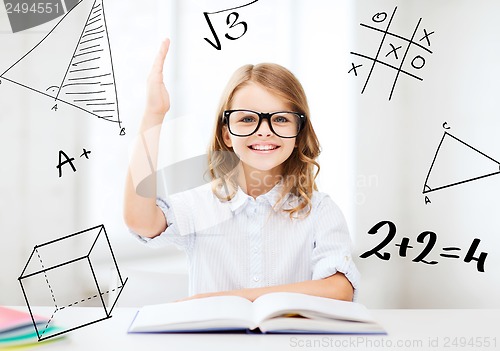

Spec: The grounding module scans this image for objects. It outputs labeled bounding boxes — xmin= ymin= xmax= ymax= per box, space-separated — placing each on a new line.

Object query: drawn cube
xmin=18 ymin=224 xmax=127 ymax=341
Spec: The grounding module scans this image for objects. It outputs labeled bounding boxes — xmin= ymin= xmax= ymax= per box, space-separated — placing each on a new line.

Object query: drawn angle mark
xmin=423 ymin=131 xmax=500 ymax=195
xmin=0 ymin=0 xmax=123 ymax=133
xmin=349 ymin=6 xmax=434 ymax=100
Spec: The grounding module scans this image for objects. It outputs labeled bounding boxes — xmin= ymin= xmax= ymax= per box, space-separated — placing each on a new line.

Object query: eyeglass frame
xmin=223 ymin=109 xmax=306 ymax=138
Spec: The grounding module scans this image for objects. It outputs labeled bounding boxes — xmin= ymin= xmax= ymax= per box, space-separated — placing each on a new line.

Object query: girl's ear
xmin=222 ymin=125 xmax=233 ymax=148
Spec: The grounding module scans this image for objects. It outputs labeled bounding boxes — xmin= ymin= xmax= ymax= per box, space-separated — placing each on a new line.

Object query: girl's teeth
xmin=252 ymin=145 xmax=276 ymax=150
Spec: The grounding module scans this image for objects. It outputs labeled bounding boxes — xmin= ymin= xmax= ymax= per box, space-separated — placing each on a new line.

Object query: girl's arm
xmin=123 ymin=39 xmax=171 ymax=238
xmin=185 ymin=272 xmax=354 ymax=302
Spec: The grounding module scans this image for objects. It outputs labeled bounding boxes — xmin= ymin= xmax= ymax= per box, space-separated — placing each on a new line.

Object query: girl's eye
xmin=241 ymin=116 xmax=256 ymax=123
xmin=273 ymin=116 xmax=289 ymax=123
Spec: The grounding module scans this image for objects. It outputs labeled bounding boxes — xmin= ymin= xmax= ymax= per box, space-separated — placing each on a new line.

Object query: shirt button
xmin=253 ymin=276 xmax=260 ymax=282
xmin=345 ymin=255 xmax=350 ymax=261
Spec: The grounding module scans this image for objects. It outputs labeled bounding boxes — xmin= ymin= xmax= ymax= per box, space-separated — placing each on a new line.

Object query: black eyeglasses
xmin=223 ymin=109 xmax=306 ymax=138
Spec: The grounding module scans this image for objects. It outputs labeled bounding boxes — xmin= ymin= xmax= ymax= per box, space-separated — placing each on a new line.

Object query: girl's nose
xmin=256 ymin=119 xmax=272 ymax=137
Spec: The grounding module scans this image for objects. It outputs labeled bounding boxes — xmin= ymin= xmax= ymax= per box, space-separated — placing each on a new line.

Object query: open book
xmin=128 ymin=292 xmax=385 ymax=334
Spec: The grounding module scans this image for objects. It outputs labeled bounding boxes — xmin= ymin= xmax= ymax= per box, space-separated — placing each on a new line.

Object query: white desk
xmin=11 ymin=307 xmax=500 ymax=351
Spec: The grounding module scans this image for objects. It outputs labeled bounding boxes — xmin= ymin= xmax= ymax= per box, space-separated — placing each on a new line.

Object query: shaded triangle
xmin=423 ymin=132 xmax=500 ymax=194
xmin=57 ymin=0 xmax=120 ymax=124
xmin=1 ymin=0 xmax=121 ymax=127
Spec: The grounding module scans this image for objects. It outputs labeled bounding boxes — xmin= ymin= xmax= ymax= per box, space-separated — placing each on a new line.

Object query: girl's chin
xmin=241 ymin=161 xmax=283 ymax=173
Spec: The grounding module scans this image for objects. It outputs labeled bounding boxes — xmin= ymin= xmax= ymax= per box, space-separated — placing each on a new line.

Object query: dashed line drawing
xmin=349 ymin=6 xmax=434 ymax=100
xmin=18 ymin=224 xmax=128 ymax=342
xmin=38 ymin=284 xmax=123 ymax=337
xmin=0 ymin=0 xmax=123 ymax=134
xmin=35 ymin=248 xmax=58 ymax=309
xmin=423 ymin=131 xmax=500 ymax=197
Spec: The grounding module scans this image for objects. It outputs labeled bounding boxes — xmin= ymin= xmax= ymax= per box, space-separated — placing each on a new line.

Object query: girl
xmin=124 ymin=39 xmax=359 ymax=302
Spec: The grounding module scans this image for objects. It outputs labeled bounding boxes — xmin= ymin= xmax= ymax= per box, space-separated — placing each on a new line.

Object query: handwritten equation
xmin=349 ymin=7 xmax=434 ymax=100
xmin=360 ymin=221 xmax=488 ymax=272
xmin=203 ymin=0 xmax=258 ymax=50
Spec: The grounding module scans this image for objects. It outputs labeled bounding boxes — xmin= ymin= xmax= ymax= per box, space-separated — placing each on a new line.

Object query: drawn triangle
xmin=0 ymin=0 xmax=121 ymax=127
xmin=423 ymin=132 xmax=500 ymax=194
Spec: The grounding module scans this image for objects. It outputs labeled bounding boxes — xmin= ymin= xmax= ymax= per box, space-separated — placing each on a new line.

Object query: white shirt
xmin=133 ymin=182 xmax=360 ymax=297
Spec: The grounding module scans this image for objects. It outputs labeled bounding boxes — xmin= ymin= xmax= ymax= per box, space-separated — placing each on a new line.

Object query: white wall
xmin=0 ymin=0 xmax=498 ymax=309
xmin=353 ymin=0 xmax=500 ymax=308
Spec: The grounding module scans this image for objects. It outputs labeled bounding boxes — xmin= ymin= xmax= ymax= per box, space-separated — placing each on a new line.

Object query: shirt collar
xmin=228 ymin=181 xmax=297 ymax=214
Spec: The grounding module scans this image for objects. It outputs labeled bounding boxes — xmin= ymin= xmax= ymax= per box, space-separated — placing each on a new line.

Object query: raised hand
xmin=123 ymin=39 xmax=172 ymax=238
xmin=145 ymin=38 xmax=171 ymax=120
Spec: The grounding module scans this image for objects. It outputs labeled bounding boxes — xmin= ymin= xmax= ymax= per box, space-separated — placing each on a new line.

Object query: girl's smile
xmin=248 ymin=142 xmax=281 ymax=152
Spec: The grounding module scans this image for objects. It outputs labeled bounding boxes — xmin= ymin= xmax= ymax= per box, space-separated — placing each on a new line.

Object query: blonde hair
xmin=207 ymin=63 xmax=321 ymax=218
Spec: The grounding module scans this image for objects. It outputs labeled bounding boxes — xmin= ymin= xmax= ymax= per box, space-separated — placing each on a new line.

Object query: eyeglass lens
xmin=228 ymin=111 xmax=300 ymax=137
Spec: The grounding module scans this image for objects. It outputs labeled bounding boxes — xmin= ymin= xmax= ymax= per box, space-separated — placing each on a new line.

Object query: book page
xmin=129 ymin=295 xmax=255 ymax=332
xmin=258 ymin=316 xmax=385 ymax=334
xmin=252 ymin=292 xmax=376 ymax=325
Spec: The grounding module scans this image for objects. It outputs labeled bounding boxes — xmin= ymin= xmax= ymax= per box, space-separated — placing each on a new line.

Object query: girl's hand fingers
xmin=144 ymin=39 xmax=171 ymax=117
xmin=153 ymin=39 xmax=170 ymax=76
xmin=148 ymin=38 xmax=170 ymax=84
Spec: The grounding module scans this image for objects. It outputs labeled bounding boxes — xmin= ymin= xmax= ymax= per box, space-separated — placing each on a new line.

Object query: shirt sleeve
xmin=130 ymin=195 xmax=195 ymax=251
xmin=311 ymin=195 xmax=360 ymax=300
